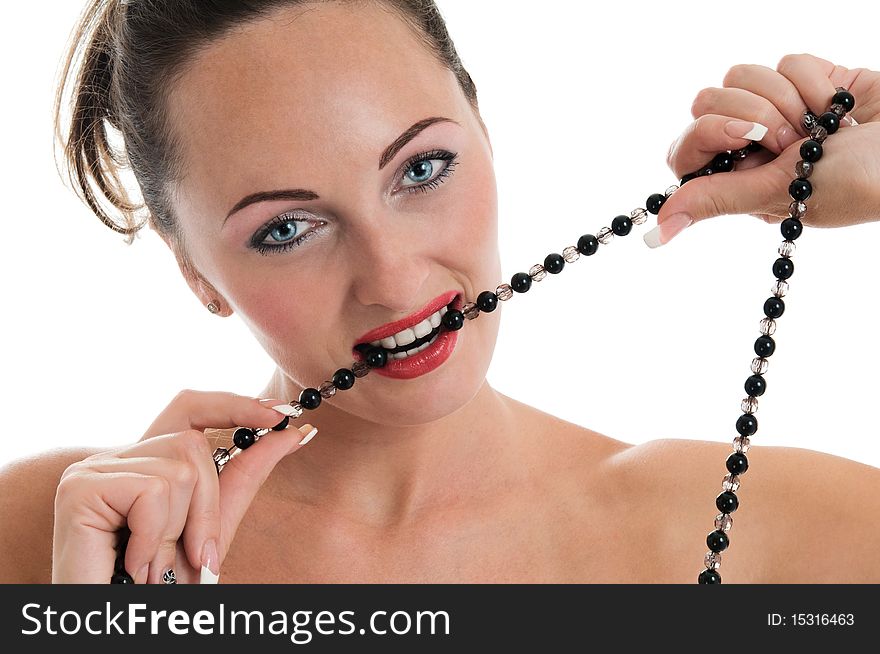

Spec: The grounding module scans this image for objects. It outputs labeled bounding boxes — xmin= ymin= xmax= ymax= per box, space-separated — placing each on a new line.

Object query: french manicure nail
xmin=643 ymin=213 xmax=693 ymax=248
xmin=136 ymin=562 xmax=149 ymax=585
xmin=776 ymin=125 xmax=799 ymax=150
xmin=298 ymin=425 xmax=318 ymax=446
xmin=200 ymin=565 xmax=220 ymax=584
xmin=271 ymin=404 xmax=301 ymax=417
xmin=724 ymin=120 xmax=768 ymax=141
xmin=201 ymin=538 xmax=219 ymax=577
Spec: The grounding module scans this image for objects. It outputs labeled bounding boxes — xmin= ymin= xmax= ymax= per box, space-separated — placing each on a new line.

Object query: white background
xmin=2 ymin=0 xmax=877 ymax=468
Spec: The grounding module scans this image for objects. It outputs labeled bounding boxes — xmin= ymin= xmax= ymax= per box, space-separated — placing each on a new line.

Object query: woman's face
xmin=166 ymin=1 xmax=500 ymax=424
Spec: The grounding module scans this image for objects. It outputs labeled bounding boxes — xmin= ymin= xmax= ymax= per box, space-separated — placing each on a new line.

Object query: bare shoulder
xmin=610 ymin=438 xmax=880 ymax=583
xmin=0 ymin=446 xmax=106 ymax=583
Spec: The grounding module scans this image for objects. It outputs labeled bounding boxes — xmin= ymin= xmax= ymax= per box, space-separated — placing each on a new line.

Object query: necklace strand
xmin=110 ymin=88 xmax=855 ymax=584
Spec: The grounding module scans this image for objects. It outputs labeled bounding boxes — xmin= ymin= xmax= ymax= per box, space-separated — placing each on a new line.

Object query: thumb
xmin=214 ymin=421 xmax=318 ymax=570
xmin=645 ymin=162 xmax=790 ymax=248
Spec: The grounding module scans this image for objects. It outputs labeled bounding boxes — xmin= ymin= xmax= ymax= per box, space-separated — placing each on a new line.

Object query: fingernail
xmin=843 ymin=115 xmax=859 ymax=127
xmin=298 ymin=424 xmax=318 ymax=446
xmin=724 ymin=120 xmax=768 ymax=141
xmin=136 ymin=562 xmax=149 ymax=585
xmin=270 ymin=404 xmax=301 ymax=417
xmin=200 ymin=565 xmax=220 ymax=584
xmin=776 ymin=125 xmax=799 ymax=150
xmin=162 ymin=568 xmax=177 ymax=584
xmin=201 ymin=538 xmax=219 ymax=576
xmin=643 ymin=213 xmax=693 ymax=248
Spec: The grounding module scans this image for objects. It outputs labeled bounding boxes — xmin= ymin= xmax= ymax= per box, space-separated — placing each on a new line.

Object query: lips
xmin=352 ymin=290 xmax=462 ymax=354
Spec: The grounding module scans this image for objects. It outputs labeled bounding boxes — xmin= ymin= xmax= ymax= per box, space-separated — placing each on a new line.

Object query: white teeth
xmin=439 ymin=306 xmax=448 ymax=316
xmin=393 ymin=332 xmax=440 ymax=360
xmin=370 ymin=340 xmax=381 ymax=346
xmin=393 ymin=351 xmax=407 ymax=359
xmin=429 ymin=312 xmax=441 ymax=328
xmin=394 ymin=328 xmax=417 ymax=348
xmin=413 ymin=318 xmax=433 ymax=339
xmin=381 ymin=336 xmax=397 ymax=349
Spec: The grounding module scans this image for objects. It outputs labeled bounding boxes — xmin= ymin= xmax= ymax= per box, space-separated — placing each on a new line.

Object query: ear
xmin=157 ymin=229 xmax=232 ymax=317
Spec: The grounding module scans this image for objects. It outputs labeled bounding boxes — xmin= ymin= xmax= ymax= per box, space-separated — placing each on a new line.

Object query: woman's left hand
xmin=650 ymin=53 xmax=880 ymax=247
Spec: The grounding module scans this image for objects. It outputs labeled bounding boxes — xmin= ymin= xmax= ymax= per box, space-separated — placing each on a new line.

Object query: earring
xmin=207 ymin=301 xmax=220 ymax=314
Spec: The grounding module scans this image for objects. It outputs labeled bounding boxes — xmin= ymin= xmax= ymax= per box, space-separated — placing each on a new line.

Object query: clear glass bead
xmin=664 ymin=184 xmax=679 ymax=197
xmin=795 ymin=160 xmax=813 ymax=179
xmin=496 ymin=283 xmax=513 ymax=301
xmin=562 ymin=246 xmax=580 ymax=263
xmin=732 ymin=147 xmax=749 ymax=160
xmin=213 ymin=447 xmax=231 ymax=467
xmin=759 ymin=317 xmax=776 ymax=336
xmin=772 ymin=279 xmax=789 ymax=298
xmin=733 ymin=435 xmax=751 ymax=453
xmin=810 ymin=124 xmax=828 ymax=142
xmin=597 ymin=226 xmax=613 ymax=244
xmin=351 ymin=360 xmax=371 ymax=378
xmin=789 ymin=200 xmax=807 ymax=218
xmin=630 ymin=208 xmax=648 ymax=225
xmin=319 ymin=381 xmax=337 ymax=398
xmin=284 ymin=402 xmax=303 ymax=419
xmin=528 ymin=264 xmax=547 ymax=282
xmin=751 ymin=357 xmax=769 ymax=375
xmin=462 ymin=302 xmax=480 ymax=320
xmin=715 ymin=512 xmax=733 ymax=532
xmin=778 ymin=240 xmax=796 ymax=258
xmin=741 ymin=396 xmax=758 ymax=414
xmin=704 ymin=551 xmax=722 ymax=570
xmin=723 ymin=473 xmax=741 ymax=492
xmin=831 ymin=103 xmax=847 ymax=118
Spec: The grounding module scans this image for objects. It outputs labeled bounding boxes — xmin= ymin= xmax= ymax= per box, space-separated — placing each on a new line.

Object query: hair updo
xmin=54 ymin=0 xmax=480 ymax=245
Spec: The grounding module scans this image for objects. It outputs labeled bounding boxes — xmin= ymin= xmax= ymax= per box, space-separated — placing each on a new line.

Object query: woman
xmin=1 ymin=0 xmax=878 ymax=584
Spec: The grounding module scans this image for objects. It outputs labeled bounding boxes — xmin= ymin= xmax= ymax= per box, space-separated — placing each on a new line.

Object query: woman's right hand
xmin=51 ymin=389 xmax=317 ymax=584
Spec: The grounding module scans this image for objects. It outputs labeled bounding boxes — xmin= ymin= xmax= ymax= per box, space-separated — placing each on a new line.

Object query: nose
xmin=348 ymin=219 xmax=432 ymax=315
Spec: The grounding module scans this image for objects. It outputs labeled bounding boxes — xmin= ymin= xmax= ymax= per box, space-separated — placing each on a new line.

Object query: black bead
xmin=697 ymin=166 xmax=715 ymax=177
xmin=646 ymin=193 xmax=666 ymax=215
xmin=754 ymin=335 xmax=776 ymax=357
xmin=511 ymin=272 xmax=532 ymax=293
xmin=365 ymin=346 xmax=388 ymax=368
xmin=736 ymin=413 xmax=758 ymax=436
xmin=711 ymin=152 xmax=735 ymax=173
xmin=763 ymin=296 xmax=785 ymax=319
xmin=716 ymin=490 xmax=739 ymax=514
xmin=744 ymin=374 xmax=766 ymax=397
xmin=272 ymin=415 xmax=290 ymax=431
xmin=233 ymin=427 xmax=256 ymax=449
xmin=476 ymin=290 xmax=498 ymax=313
xmin=698 ymin=568 xmax=722 ymax=584
xmin=772 ymin=258 xmax=794 ymax=281
xmin=332 ymin=368 xmax=355 ymax=390
xmin=746 ymin=140 xmax=762 ymax=152
xmin=576 ymin=234 xmax=599 ymax=256
xmin=543 ymin=253 xmax=565 ymax=274
xmin=780 ymin=218 xmax=803 ymax=241
xmin=832 ymin=89 xmax=855 ymax=112
xmin=111 ymin=572 xmax=134 ymax=584
xmin=441 ymin=309 xmax=465 ymax=331
xmin=789 ymin=178 xmax=812 ymax=202
xmin=706 ymin=529 xmax=730 ymax=553
xmin=726 ymin=452 xmax=749 ymax=475
xmin=611 ymin=215 xmax=633 ymax=236
xmin=799 ymin=139 xmax=823 ymax=163
xmin=818 ymin=111 xmax=840 ymax=134
xmin=299 ymin=387 xmax=322 ymax=410
xmin=680 ymin=172 xmax=698 ymax=186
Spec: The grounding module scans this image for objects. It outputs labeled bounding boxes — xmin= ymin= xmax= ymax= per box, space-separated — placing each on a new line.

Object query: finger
xmin=692 ymin=84 xmax=801 ymax=153
xmin=723 ymin=63 xmax=814 ymax=143
xmin=107 ymin=429 xmax=223 ymax=575
xmin=215 ymin=422 xmax=319 ymax=562
xmin=53 ymin=470 xmax=170 ymax=584
xmin=142 ymin=390 xmax=289 ymax=440
xmin=81 ymin=455 xmax=198 ymax=584
xmin=667 ymin=113 xmax=773 ymax=179
xmin=775 ymin=54 xmax=846 ymax=122
xmin=657 ymin=156 xmax=795 ymax=228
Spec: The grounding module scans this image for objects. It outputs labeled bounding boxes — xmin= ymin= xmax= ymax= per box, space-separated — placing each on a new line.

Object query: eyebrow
xmin=224 ymin=116 xmax=459 ymax=223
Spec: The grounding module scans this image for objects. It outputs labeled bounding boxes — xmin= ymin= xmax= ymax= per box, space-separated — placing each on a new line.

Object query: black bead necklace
xmin=111 ymin=88 xmax=856 ymax=584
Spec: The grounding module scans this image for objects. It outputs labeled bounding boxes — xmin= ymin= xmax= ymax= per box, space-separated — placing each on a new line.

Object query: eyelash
xmin=251 ymin=149 xmax=459 ymax=255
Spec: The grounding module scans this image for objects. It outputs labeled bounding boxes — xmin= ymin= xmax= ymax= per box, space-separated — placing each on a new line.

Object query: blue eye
xmin=250 ymin=149 xmax=459 ymax=255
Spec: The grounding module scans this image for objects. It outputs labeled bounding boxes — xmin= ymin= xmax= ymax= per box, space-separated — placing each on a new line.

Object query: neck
xmin=258 ymin=370 xmax=529 ymax=527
